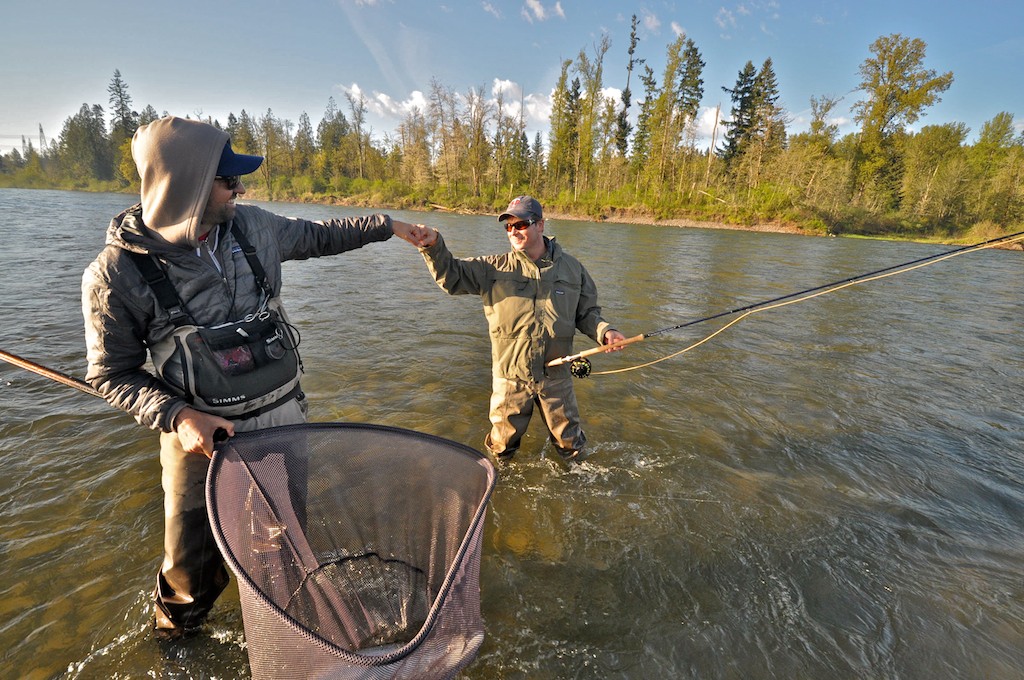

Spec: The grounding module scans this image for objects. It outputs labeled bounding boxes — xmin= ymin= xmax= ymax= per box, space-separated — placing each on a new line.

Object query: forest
xmin=2 ymin=23 xmax=1022 ymax=240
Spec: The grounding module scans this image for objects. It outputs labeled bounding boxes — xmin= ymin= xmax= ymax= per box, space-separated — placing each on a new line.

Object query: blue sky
xmin=2 ymin=0 xmax=1022 ymax=155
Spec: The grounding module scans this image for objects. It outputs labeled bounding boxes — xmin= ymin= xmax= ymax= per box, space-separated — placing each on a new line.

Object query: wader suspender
xmin=128 ymin=223 xmax=271 ymax=325
xmin=128 ymin=223 xmax=302 ymax=419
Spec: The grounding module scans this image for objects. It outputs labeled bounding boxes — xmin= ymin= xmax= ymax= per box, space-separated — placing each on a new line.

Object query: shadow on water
xmin=1 ymin=190 xmax=1022 ymax=678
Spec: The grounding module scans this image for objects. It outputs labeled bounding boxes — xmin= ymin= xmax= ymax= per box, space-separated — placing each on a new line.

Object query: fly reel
xmin=569 ymin=357 xmax=592 ymax=379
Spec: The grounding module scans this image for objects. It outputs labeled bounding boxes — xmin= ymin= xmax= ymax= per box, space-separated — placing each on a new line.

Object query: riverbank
xmin=4 ymin=184 xmax=1017 ymax=245
xmin=318 ymin=192 xmax=812 ymax=236
xmin=546 ymin=210 xmax=808 ymax=235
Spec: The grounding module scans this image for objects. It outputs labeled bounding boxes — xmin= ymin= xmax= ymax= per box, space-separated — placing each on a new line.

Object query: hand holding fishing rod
xmin=546 ymin=228 xmax=1024 ymax=377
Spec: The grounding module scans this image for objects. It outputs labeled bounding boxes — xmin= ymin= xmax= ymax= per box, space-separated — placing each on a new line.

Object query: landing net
xmin=206 ymin=422 xmax=497 ymax=679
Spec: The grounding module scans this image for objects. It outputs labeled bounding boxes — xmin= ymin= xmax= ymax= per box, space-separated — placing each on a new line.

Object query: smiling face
xmin=199 ymin=176 xmax=246 ymax=234
xmin=506 ymin=217 xmax=546 ymax=260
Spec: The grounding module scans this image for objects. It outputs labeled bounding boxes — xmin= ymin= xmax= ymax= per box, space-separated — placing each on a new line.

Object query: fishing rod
xmin=0 ymin=348 xmax=230 ymax=442
xmin=0 ymin=348 xmax=102 ymax=397
xmin=549 ymin=229 xmax=1024 ymax=377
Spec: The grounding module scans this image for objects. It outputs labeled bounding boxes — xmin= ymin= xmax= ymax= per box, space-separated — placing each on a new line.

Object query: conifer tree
xmin=294 ymin=112 xmax=316 ymax=174
xmin=107 ymin=70 xmax=137 ymax=142
xmin=615 ymin=14 xmax=643 ymax=158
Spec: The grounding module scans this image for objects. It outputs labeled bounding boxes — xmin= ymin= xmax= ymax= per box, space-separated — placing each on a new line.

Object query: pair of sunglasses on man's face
xmin=504 ymin=219 xmax=536 ymax=232
xmin=216 ymin=175 xmax=242 ymax=191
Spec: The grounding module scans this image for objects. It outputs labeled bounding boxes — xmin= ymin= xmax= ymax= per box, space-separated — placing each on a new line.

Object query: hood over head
xmin=131 ymin=116 xmax=230 ymax=248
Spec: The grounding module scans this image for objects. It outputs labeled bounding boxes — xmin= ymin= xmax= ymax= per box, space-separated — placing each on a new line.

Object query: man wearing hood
xmin=82 ymin=116 xmax=431 ymax=639
xmin=416 ymin=195 xmax=626 ymax=466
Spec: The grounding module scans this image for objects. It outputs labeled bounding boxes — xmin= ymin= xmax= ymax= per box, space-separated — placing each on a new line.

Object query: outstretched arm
xmin=391 ymin=220 xmax=436 ymax=247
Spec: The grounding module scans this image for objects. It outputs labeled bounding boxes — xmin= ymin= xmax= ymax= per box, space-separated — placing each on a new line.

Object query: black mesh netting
xmin=206 ymin=422 xmax=497 ymax=680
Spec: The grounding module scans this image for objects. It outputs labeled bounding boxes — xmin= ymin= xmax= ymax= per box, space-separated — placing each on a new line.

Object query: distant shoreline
xmin=544 ymin=210 xmax=807 ymax=235
xmin=309 ymin=193 xmax=812 ymax=237
xmin=8 ymin=185 xmax=1019 ymax=246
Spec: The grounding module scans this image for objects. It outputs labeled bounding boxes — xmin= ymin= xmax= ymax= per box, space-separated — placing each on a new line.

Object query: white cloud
xmin=523 ymin=0 xmax=544 ymax=22
xmin=522 ymin=0 xmax=565 ymax=23
xmin=526 ymin=91 xmax=553 ymax=129
xmin=716 ymin=2 xmax=780 ymax=37
xmin=492 ymin=78 xmax=523 ymax=101
xmin=344 ymin=77 xmax=556 ymax=146
xmin=601 ymin=86 xmax=623 ymax=110
xmin=671 ymin=21 xmax=685 ymax=36
xmin=482 ymin=2 xmax=500 ymax=19
xmin=715 ymin=8 xmax=736 ymax=31
xmin=696 ymin=105 xmax=724 ymax=150
xmin=489 ymin=78 xmax=551 ymax=135
xmin=344 ymin=82 xmax=429 ymax=123
xmin=642 ymin=9 xmax=661 ymax=32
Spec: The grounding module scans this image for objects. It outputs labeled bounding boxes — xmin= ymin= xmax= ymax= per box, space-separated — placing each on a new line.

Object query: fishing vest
xmin=130 ymin=224 xmax=303 ymax=419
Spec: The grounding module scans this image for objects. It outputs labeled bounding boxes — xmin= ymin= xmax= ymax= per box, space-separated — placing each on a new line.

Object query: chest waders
xmin=130 ymin=224 xmax=303 ymax=420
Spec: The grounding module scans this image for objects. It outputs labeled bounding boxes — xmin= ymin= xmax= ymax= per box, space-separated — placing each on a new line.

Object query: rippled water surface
xmin=1 ymin=188 xmax=1022 ymax=679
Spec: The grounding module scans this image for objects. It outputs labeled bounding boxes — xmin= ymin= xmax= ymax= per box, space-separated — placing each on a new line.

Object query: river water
xmin=1 ymin=187 xmax=1022 ymax=679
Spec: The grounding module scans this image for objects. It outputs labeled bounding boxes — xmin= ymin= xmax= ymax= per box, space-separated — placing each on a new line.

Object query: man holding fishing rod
xmin=414 ymin=195 xmax=626 ymax=466
xmin=81 ymin=116 xmax=432 ymax=640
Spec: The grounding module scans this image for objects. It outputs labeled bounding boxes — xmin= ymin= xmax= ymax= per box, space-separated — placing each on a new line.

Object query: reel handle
xmin=546 ymin=333 xmax=645 ymax=367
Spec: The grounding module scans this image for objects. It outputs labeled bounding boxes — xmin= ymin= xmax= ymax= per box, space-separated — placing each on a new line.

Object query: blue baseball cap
xmin=216 ymin=141 xmax=263 ymax=176
xmin=498 ymin=195 xmax=544 ymax=222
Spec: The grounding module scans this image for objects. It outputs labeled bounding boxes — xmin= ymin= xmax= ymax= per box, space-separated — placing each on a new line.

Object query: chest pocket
xmin=482 ymin=272 xmax=531 ymax=331
xmin=165 ymin=302 xmax=302 ymax=415
xmin=549 ymin=276 xmax=581 ymax=335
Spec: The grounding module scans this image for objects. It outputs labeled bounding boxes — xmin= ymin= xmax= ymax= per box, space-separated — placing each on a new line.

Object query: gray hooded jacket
xmin=82 ymin=116 xmax=396 ymax=432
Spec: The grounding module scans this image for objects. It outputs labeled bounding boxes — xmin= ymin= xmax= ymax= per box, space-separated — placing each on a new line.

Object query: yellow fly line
xmin=589 ymin=231 xmax=1024 ymax=377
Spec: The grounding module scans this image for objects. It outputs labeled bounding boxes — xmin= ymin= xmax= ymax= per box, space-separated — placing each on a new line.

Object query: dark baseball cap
xmin=498 ymin=195 xmax=543 ymax=222
xmin=216 ymin=141 xmax=263 ymax=176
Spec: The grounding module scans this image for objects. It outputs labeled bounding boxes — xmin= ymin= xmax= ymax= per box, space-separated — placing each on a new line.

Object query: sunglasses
xmin=216 ymin=175 xmax=242 ymax=191
xmin=504 ymin=219 xmax=536 ymax=232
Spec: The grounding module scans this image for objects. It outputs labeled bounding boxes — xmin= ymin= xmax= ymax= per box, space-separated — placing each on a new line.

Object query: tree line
xmin=2 ymin=25 xmax=1022 ymax=240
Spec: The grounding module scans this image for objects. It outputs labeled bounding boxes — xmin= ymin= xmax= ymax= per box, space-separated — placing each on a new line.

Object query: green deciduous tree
xmin=464 ymin=86 xmax=493 ymax=199
xmin=346 ymin=91 xmax=371 ymax=180
xmin=572 ymin=34 xmax=611 ymax=200
xmin=899 ymin=123 xmax=968 ymax=222
xmin=851 ymin=33 xmax=953 ymax=209
xmin=429 ymin=79 xmax=465 ymax=199
xmin=547 ymin=59 xmax=579 ymax=194
xmin=969 ymin=112 xmax=1024 ymax=224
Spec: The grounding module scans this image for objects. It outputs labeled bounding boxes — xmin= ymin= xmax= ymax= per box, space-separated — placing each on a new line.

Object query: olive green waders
xmin=484 ymin=374 xmax=586 ymax=461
